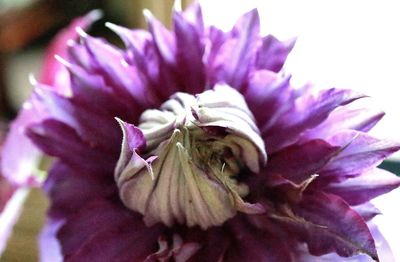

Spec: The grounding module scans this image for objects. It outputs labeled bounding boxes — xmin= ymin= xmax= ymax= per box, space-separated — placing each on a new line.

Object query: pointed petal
xmin=31 ymin=85 xmax=121 ymax=153
xmin=244 ymin=70 xmax=294 ymax=130
xmin=212 ymin=9 xmax=260 ymax=88
xmin=145 ymin=10 xmax=176 ymax=65
xmin=327 ymin=168 xmax=400 ymax=205
xmin=265 ymin=88 xmax=366 ymax=153
xmin=173 ymin=10 xmax=206 ymax=93
xmin=301 ymin=105 xmax=384 ymax=141
xmin=255 ymin=35 xmax=296 ymax=72
xmin=81 ymin=36 xmax=152 ymax=107
xmin=40 ymin=10 xmax=102 ymax=91
xmin=284 ymin=191 xmax=379 ymax=260
xmin=322 ymin=131 xmax=400 ymax=179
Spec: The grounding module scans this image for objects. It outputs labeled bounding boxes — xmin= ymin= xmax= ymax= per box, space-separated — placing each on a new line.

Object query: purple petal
xmin=265 ymin=88 xmax=365 ymax=153
xmin=114 ymin=119 xmax=146 ymax=179
xmin=1 ymin=108 xmax=43 ymax=185
xmin=297 ymin=222 xmax=394 ymax=261
xmin=145 ymin=10 xmax=176 ymax=65
xmin=265 ymin=139 xmax=340 ymax=183
xmin=173 ymin=9 xmax=206 ymax=94
xmin=327 ymin=168 xmax=400 ymax=205
xmin=43 ymin=162 xmax=115 ymax=219
xmin=255 ymin=35 xmax=296 ymax=72
xmin=26 ymin=120 xmax=116 ymax=173
xmin=300 ymin=105 xmax=384 ymax=142
xmin=183 ymin=227 xmax=229 ymax=262
xmin=65 ymin=62 xmax=141 ymax=122
xmin=31 ymin=85 xmax=121 ymax=153
xmin=59 ymin=200 xmax=162 ymax=261
xmin=222 ymin=217 xmax=295 ymax=262
xmin=212 ymin=9 xmax=260 ymax=88
xmin=353 ymin=202 xmax=381 ymax=221
xmin=40 ymin=10 xmax=102 ymax=92
xmin=80 ymin=35 xmax=153 ymax=108
xmin=144 ymin=11 xmax=182 ymax=99
xmin=182 ymin=3 xmax=204 ymax=32
xmin=321 ymin=131 xmax=400 ymax=180
xmin=288 ymin=191 xmax=378 ymax=259
xmin=244 ymin=70 xmax=294 ymax=129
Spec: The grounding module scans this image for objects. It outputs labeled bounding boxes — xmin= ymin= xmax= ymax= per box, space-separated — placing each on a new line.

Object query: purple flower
xmin=3 ymin=3 xmax=400 ymax=261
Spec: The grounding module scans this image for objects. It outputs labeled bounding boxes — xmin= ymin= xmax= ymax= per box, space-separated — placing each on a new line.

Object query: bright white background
xmin=201 ymin=0 xmax=400 ymax=260
xmin=201 ymin=0 xmax=400 ymax=156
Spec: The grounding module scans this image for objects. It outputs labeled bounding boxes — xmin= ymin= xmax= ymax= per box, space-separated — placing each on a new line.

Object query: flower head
xmin=3 ymin=3 xmax=400 ymax=261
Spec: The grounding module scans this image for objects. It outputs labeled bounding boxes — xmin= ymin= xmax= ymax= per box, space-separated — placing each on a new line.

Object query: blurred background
xmin=0 ymin=0 xmax=399 ymax=261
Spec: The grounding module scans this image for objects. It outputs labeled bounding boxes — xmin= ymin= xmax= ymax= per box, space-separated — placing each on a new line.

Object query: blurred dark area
xmin=379 ymin=161 xmax=400 ymax=176
xmin=0 ymin=0 xmax=188 ymax=121
xmin=0 ymin=0 xmax=130 ymax=120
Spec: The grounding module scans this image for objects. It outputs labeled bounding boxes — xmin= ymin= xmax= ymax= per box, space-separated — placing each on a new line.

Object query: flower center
xmin=115 ymin=85 xmax=267 ymax=229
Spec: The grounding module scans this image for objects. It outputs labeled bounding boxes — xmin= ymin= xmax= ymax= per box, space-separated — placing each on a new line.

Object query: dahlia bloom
xmin=3 ymin=2 xmax=400 ymax=261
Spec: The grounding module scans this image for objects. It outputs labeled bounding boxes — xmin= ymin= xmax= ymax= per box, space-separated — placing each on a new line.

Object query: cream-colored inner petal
xmin=115 ymin=84 xmax=267 ymax=229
